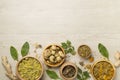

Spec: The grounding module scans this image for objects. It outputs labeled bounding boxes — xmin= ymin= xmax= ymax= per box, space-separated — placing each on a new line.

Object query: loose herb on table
xmin=61 ymin=40 xmax=76 ymax=55
xmin=77 ymin=67 xmax=90 ymax=80
xmin=98 ymin=43 xmax=109 ymax=59
xmin=46 ymin=69 xmax=62 ymax=80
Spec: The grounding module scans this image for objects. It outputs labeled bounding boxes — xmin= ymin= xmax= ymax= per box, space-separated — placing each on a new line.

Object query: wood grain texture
xmin=0 ymin=0 xmax=120 ymax=34
xmin=0 ymin=34 xmax=120 ymax=80
xmin=0 ymin=0 xmax=120 ymax=79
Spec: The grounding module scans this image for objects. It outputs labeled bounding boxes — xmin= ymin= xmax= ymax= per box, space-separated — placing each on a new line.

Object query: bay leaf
xmin=10 ymin=46 xmax=18 ymax=61
xmin=21 ymin=42 xmax=29 ymax=57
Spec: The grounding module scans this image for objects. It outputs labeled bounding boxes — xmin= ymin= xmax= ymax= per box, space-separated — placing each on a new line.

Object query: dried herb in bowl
xmin=17 ymin=57 xmax=43 ymax=80
xmin=78 ymin=45 xmax=91 ymax=58
xmin=92 ymin=60 xmax=115 ymax=80
xmin=62 ymin=65 xmax=76 ymax=78
xmin=43 ymin=44 xmax=65 ymax=67
xmin=60 ymin=62 xmax=78 ymax=80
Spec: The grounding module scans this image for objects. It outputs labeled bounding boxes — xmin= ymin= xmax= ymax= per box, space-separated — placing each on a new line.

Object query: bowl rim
xmin=59 ymin=62 xmax=78 ymax=80
xmin=92 ymin=59 xmax=116 ymax=80
xmin=77 ymin=44 xmax=92 ymax=58
xmin=16 ymin=56 xmax=44 ymax=80
xmin=43 ymin=44 xmax=66 ymax=67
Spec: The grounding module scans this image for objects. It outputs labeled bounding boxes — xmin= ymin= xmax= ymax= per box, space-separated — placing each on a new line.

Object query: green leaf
xmin=10 ymin=46 xmax=18 ymax=61
xmin=77 ymin=74 xmax=82 ymax=80
xmin=71 ymin=50 xmax=76 ymax=55
xmin=61 ymin=40 xmax=76 ymax=55
xmin=21 ymin=42 xmax=29 ymax=57
xmin=68 ymin=48 xmax=73 ymax=53
xmin=64 ymin=49 xmax=68 ymax=54
xmin=83 ymin=71 xmax=90 ymax=79
xmin=46 ymin=70 xmax=60 ymax=79
xmin=78 ymin=67 xmax=82 ymax=74
xmin=61 ymin=42 xmax=67 ymax=49
xmin=66 ymin=40 xmax=71 ymax=46
xmin=98 ymin=43 xmax=109 ymax=59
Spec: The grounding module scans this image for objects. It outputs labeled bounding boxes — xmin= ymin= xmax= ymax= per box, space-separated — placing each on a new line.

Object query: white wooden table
xmin=1 ymin=0 xmax=120 ymax=80
xmin=0 ymin=34 xmax=120 ymax=80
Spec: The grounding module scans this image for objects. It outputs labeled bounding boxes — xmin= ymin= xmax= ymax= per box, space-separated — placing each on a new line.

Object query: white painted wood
xmin=0 ymin=0 xmax=120 ymax=34
xmin=0 ymin=0 xmax=120 ymax=79
xmin=0 ymin=34 xmax=120 ymax=80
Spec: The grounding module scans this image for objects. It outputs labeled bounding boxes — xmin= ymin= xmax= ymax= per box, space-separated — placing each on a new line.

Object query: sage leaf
xmin=98 ymin=43 xmax=109 ymax=59
xmin=21 ymin=42 xmax=29 ymax=57
xmin=10 ymin=46 xmax=18 ymax=61
xmin=46 ymin=70 xmax=60 ymax=79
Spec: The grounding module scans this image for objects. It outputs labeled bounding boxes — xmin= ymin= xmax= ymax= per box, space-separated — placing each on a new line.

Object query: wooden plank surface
xmin=0 ymin=34 xmax=120 ymax=80
xmin=0 ymin=0 xmax=120 ymax=79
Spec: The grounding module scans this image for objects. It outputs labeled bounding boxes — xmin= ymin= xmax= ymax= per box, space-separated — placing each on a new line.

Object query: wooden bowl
xmin=78 ymin=45 xmax=92 ymax=58
xmin=43 ymin=44 xmax=66 ymax=67
xmin=92 ymin=60 xmax=116 ymax=80
xmin=16 ymin=56 xmax=43 ymax=80
xmin=59 ymin=62 xmax=78 ymax=80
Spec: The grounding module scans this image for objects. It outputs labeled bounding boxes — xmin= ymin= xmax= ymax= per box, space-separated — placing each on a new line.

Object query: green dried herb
xmin=98 ymin=43 xmax=109 ymax=59
xmin=61 ymin=40 xmax=76 ymax=55
xmin=77 ymin=74 xmax=82 ymax=80
xmin=78 ymin=67 xmax=82 ymax=74
xmin=46 ymin=70 xmax=62 ymax=80
xmin=21 ymin=42 xmax=29 ymax=57
xmin=10 ymin=46 xmax=18 ymax=61
xmin=83 ymin=71 xmax=90 ymax=79
xmin=77 ymin=67 xmax=90 ymax=80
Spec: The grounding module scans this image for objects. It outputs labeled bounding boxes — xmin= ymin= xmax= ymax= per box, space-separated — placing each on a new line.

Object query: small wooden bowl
xmin=59 ymin=62 xmax=78 ymax=80
xmin=16 ymin=56 xmax=43 ymax=80
xmin=92 ymin=60 xmax=116 ymax=80
xmin=78 ymin=45 xmax=92 ymax=58
xmin=43 ymin=44 xmax=66 ymax=67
